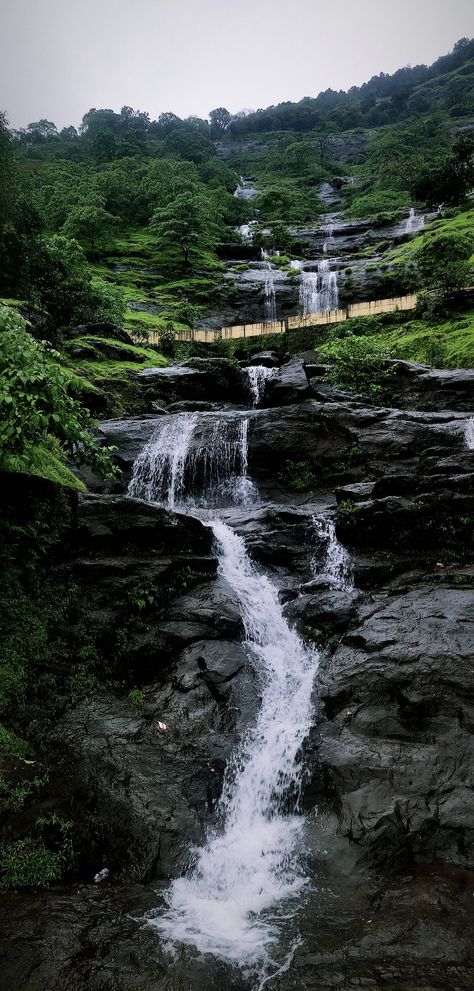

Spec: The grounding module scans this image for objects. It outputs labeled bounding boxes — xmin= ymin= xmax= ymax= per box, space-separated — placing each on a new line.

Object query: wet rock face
xmin=134 ymin=358 xmax=247 ymax=405
xmin=316 ymin=586 xmax=474 ymax=869
xmin=49 ymin=634 xmax=258 ymax=882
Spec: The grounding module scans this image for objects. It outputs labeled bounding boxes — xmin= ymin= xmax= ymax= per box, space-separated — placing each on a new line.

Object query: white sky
xmin=2 ymin=0 xmax=473 ymax=129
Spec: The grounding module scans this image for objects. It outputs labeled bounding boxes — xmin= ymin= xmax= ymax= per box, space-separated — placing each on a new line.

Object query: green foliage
xmin=129 ymin=688 xmax=145 ymax=708
xmin=150 ymin=188 xmax=221 ymax=265
xmin=279 ymin=460 xmax=316 ymax=491
xmin=158 ymin=322 xmax=176 ymax=358
xmin=345 ymin=187 xmax=409 ymax=221
xmin=324 ymin=335 xmax=392 ymax=397
xmin=416 ymin=231 xmax=473 ymax=295
xmin=0 ymin=306 xmax=116 ymax=478
xmin=0 ymin=841 xmax=61 ymax=889
xmin=0 ymin=813 xmax=73 ymax=890
xmin=0 ymin=724 xmax=32 ymax=759
xmin=63 ymin=203 xmax=119 ymax=254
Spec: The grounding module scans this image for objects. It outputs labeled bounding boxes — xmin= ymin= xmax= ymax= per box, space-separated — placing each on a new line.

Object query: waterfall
xmin=150 ymin=520 xmax=319 ymax=971
xmin=299 ymin=260 xmax=339 ymax=316
xmin=317 ymin=259 xmax=339 ymax=312
xmin=311 ymin=516 xmax=353 ymax=590
xmin=128 ymin=413 xmax=197 ymax=510
xmin=323 ymin=222 xmax=334 ymax=254
xmin=405 ymin=208 xmax=425 ymax=233
xmin=263 ymin=264 xmax=277 ymax=322
xmin=243 ymin=365 xmax=277 ymax=406
xmin=238 ymin=223 xmax=253 ymax=244
xmin=299 ymin=270 xmax=319 ymax=315
xmin=127 ymin=412 xmax=255 ymax=509
xmin=464 ymin=417 xmax=474 ymax=450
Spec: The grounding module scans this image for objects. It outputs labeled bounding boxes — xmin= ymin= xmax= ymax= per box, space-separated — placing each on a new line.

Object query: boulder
xmin=284 ymin=587 xmax=361 ymax=636
xmin=248 ymin=350 xmax=280 ymax=368
xmin=265 ymin=357 xmax=311 ymax=406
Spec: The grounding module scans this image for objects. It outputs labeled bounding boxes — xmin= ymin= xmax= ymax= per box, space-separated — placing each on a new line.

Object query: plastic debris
xmin=157 ymin=721 xmax=167 ymax=733
xmin=93 ymin=868 xmax=110 ymax=883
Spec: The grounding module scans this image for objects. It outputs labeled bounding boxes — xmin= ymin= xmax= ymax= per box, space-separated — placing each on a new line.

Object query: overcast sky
xmin=2 ymin=0 xmax=473 ymax=129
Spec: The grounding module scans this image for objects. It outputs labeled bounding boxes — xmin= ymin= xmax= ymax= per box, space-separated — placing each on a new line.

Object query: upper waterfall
xmin=127 ymin=412 xmax=255 ymax=509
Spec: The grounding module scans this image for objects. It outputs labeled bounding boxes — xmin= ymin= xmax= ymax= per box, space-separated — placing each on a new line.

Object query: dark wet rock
xmin=316 ymin=586 xmax=474 ymax=869
xmin=248 ymin=350 xmax=280 ymax=367
xmin=48 ymin=633 xmax=256 ymax=882
xmin=265 ymin=357 xmax=311 ymax=406
xmin=386 ymin=363 xmax=474 ymax=412
xmin=134 ymin=358 xmax=246 ymax=404
xmin=335 ymin=455 xmax=474 ymax=557
xmin=73 ymin=494 xmax=212 ymax=556
xmin=248 ymin=403 xmax=467 ymax=490
xmin=335 ymin=481 xmax=375 ymax=502
xmin=284 ymin=587 xmax=361 ymax=636
xmin=166 ymin=400 xmax=235 ymax=413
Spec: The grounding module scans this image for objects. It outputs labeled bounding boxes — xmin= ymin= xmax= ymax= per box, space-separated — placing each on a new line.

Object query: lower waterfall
xmin=128 ymin=407 xmax=323 ymax=979
xmin=150 ymin=521 xmax=319 ymax=974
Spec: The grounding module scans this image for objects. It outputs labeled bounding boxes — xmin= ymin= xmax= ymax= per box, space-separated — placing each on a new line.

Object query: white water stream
xmin=464 ymin=417 xmax=474 ymax=450
xmin=299 ymin=260 xmax=339 ymax=316
xmin=243 ymin=365 xmax=277 ymax=406
xmin=311 ymin=516 xmax=353 ymax=590
xmin=151 ymin=521 xmax=318 ymax=971
xmin=127 ymin=411 xmax=355 ymax=978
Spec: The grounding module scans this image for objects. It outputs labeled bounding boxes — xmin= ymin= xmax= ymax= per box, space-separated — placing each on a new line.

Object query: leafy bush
xmin=0 ymin=841 xmax=61 ymax=889
xmin=0 ymin=306 xmax=116 ymax=478
xmin=323 ymin=335 xmax=392 ymax=397
xmin=416 ymin=231 xmax=473 ymax=295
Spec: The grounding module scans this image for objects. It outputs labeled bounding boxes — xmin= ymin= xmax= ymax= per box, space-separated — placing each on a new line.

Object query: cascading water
xmin=128 ymin=400 xmax=321 ymax=979
xmin=299 ymin=260 xmax=339 ymax=316
xmin=128 ymin=413 xmax=197 ymax=510
xmin=128 ymin=412 xmax=255 ymax=508
xmin=405 ymin=207 xmax=425 ymax=233
xmin=464 ymin=417 xmax=474 ymax=450
xmin=317 ymin=258 xmax=339 ymax=312
xmin=263 ymin=264 xmax=277 ymax=322
xmin=311 ymin=516 xmax=353 ymax=590
xmin=243 ymin=365 xmax=277 ymax=407
xmin=323 ymin=222 xmax=334 ymax=254
xmin=150 ymin=521 xmax=319 ymax=975
xmin=299 ymin=270 xmax=319 ymax=315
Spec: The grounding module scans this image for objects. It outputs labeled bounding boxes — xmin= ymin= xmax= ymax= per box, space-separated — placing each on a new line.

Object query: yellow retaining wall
xmin=136 ymin=294 xmax=418 ymax=347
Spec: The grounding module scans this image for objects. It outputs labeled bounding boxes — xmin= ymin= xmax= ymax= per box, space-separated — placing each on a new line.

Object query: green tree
xmin=416 ymin=231 xmax=473 ymax=296
xmin=62 ymin=203 xmax=118 ymax=254
xmin=150 ymin=189 xmax=220 ymax=264
xmin=325 ymin=336 xmax=391 ymax=397
xmin=0 ymin=306 xmax=115 ymax=477
xmin=29 ymin=235 xmax=91 ymax=329
xmin=209 ymin=107 xmax=231 ymax=136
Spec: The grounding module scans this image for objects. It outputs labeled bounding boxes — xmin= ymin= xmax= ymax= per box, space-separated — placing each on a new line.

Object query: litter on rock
xmin=157 ymin=721 xmax=167 ymax=732
xmin=93 ymin=868 xmax=110 ymax=883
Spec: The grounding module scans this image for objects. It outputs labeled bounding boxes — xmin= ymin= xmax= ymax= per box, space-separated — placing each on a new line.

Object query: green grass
xmin=388 ymin=207 xmax=474 ymax=267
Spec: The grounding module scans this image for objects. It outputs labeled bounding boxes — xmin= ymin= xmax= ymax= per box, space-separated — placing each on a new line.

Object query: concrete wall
xmin=138 ymin=293 xmax=418 ymax=347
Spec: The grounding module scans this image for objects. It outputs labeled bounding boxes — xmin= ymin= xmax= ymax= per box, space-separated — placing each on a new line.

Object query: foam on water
xmin=149 ymin=521 xmax=319 ymax=973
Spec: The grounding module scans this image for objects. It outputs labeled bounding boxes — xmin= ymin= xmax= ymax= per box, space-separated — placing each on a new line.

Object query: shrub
xmin=323 ymin=335 xmax=392 ymax=397
xmin=0 ymin=306 xmax=116 ymax=478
